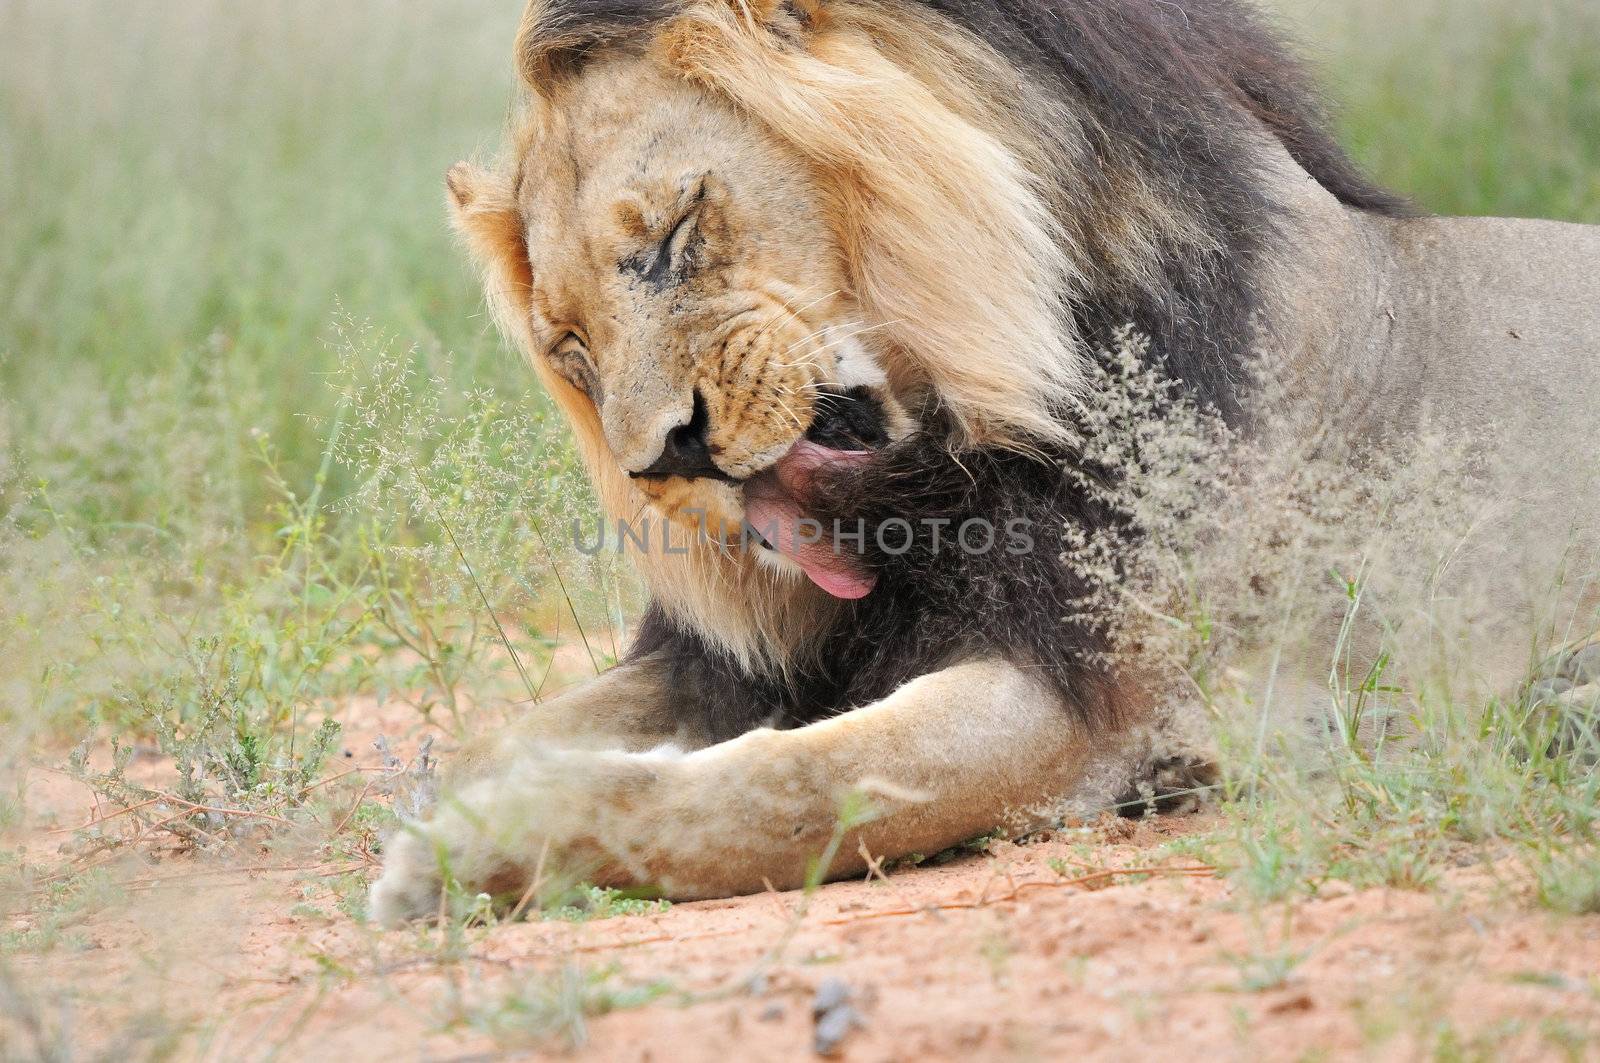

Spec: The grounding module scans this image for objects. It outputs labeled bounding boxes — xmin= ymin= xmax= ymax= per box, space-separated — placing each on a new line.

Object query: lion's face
xmin=448 ymin=0 xmax=1088 ymax=620
xmin=457 ymin=55 xmax=903 ymax=544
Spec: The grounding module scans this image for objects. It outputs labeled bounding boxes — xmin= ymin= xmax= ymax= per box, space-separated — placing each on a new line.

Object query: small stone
xmin=811 ymin=978 xmax=863 ymax=1056
xmin=813 ymin=1004 xmax=861 ymax=1056
xmin=812 ymin=977 xmax=851 ymax=1016
xmin=1563 ymin=644 xmax=1600 ymax=685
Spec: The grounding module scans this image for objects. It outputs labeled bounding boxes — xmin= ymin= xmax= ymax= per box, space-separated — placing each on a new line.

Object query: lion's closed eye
xmin=624 ymin=178 xmax=708 ymax=288
xmin=661 ymin=207 xmax=698 ymax=260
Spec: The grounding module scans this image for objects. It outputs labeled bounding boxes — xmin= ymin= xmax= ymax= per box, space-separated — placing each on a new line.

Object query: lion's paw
xmin=366 ymin=749 xmax=666 ymax=926
xmin=368 ymin=823 xmax=447 ymax=927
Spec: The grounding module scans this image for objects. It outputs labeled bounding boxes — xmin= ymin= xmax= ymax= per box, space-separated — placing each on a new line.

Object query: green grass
xmin=1278 ymin=0 xmax=1600 ymax=222
xmin=448 ymin=963 xmax=677 ymax=1052
xmin=1 ymin=2 xmax=527 ymax=491
xmin=545 ymin=886 xmax=673 ymax=922
xmin=0 ymin=2 xmax=640 ymax=753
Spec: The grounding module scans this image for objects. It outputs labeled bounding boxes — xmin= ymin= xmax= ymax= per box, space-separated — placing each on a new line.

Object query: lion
xmin=369 ymin=0 xmax=1600 ymax=922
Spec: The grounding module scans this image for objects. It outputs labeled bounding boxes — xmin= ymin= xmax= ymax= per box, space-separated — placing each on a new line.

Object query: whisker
xmin=743 ymin=288 xmax=841 ymax=352
xmin=782 ymin=318 xmax=904 ymax=366
xmin=777 ymin=321 xmax=838 ymax=360
xmin=787 ymin=320 xmax=905 ymax=372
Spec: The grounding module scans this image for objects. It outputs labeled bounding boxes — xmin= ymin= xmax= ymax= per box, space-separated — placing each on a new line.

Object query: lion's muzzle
xmin=629 ymin=391 xmax=739 ymax=484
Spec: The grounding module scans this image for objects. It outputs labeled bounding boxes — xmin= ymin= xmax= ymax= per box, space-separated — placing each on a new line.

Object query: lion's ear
xmin=444 ymin=161 xmax=535 ymax=339
xmin=445 ymin=161 xmax=485 ymax=212
xmin=444 ymin=161 xmax=521 ymax=261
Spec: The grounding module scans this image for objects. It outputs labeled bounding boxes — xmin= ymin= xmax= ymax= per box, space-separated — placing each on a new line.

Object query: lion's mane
xmin=505 ymin=0 xmax=1406 ymax=729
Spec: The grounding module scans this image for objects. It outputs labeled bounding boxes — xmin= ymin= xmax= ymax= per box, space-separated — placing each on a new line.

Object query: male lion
xmin=370 ymin=0 xmax=1600 ymax=922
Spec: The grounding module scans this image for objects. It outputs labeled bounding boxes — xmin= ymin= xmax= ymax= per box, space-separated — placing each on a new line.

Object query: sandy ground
xmin=7 ymin=708 xmax=1600 ymax=1062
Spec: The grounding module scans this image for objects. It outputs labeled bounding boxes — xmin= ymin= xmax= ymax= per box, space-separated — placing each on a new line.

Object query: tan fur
xmin=450 ymin=0 xmax=1229 ymax=670
xmin=370 ymin=0 xmax=1600 ymax=923
xmin=371 ymin=659 xmax=1101 ymax=920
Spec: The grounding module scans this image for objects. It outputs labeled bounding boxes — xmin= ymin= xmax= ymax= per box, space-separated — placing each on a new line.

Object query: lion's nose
xmin=630 ymin=391 xmax=735 ymax=483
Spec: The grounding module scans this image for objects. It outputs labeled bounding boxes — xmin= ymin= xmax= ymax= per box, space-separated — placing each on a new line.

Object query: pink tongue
xmin=745 ymin=441 xmax=878 ymax=600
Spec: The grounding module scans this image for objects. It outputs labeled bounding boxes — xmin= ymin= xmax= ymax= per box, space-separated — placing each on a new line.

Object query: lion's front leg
xmin=369 ymin=659 xmax=1103 ymax=923
xmin=647 ymin=659 xmax=1104 ymax=897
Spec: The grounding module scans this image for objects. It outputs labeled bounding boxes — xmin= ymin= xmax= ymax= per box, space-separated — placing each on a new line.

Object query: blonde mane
xmin=461 ymin=0 xmax=1320 ymax=670
xmin=515 ymin=0 xmax=1131 ymax=449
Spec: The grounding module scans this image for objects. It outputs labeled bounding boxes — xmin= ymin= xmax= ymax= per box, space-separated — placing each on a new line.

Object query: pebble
xmin=812 ymin=977 xmax=863 ymax=1057
xmin=814 ymin=1004 xmax=862 ymax=1057
xmin=812 ymin=977 xmax=852 ymax=1015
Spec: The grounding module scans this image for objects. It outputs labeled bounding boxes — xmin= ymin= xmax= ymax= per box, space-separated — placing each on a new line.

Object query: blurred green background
xmin=1 ymin=0 xmax=1597 ymax=741
xmin=2 ymin=0 xmax=1597 ymax=515
xmin=0 ymin=1 xmax=526 ymax=510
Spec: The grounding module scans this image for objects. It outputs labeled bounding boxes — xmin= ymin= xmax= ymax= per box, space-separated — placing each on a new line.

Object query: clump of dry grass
xmin=327 ymin=315 xmax=637 ymax=687
xmin=1 ymin=319 xmax=630 ymax=966
xmin=1063 ymin=328 xmax=1600 ymax=905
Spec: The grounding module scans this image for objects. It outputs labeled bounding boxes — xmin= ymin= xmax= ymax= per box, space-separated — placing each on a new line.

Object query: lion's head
xmin=446 ymin=0 xmax=1096 ymax=617
xmin=448 ymin=0 xmax=1406 ymax=664
xmin=451 ymin=53 xmax=907 ymax=565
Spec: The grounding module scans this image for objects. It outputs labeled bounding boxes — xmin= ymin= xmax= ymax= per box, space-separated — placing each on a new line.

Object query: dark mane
xmin=921 ymin=0 xmax=1405 ymax=217
xmin=527 ymin=0 xmax=1401 ymax=212
xmin=524 ymin=0 xmax=1405 ymax=419
xmin=632 ymin=414 xmax=1128 ymax=740
xmin=914 ymin=0 xmax=1408 ymax=419
xmin=542 ymin=0 xmax=1407 ymax=734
